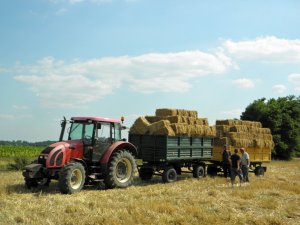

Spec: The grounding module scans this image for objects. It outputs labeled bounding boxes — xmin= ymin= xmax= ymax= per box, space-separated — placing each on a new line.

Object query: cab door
xmin=92 ymin=122 xmax=113 ymax=162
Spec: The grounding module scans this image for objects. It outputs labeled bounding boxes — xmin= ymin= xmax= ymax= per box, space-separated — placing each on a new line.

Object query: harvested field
xmin=0 ymin=159 xmax=299 ymax=225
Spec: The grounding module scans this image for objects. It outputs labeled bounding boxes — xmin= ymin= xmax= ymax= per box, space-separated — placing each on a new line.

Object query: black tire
xmin=25 ymin=178 xmax=38 ymax=189
xmin=58 ymin=162 xmax=85 ymax=194
xmin=162 ymin=167 xmax=177 ymax=183
xmin=25 ymin=178 xmax=50 ymax=189
xmin=193 ymin=165 xmax=205 ymax=178
xmin=207 ymin=164 xmax=218 ymax=177
xmin=139 ymin=167 xmax=154 ymax=181
xmin=254 ymin=166 xmax=265 ymax=176
xmin=105 ymin=150 xmax=136 ymax=189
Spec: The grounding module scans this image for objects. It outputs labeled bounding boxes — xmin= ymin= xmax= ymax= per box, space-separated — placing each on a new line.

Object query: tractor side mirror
xmin=121 ymin=126 xmax=127 ymax=130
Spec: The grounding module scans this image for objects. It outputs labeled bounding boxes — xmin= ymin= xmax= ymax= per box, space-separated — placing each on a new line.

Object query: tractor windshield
xmin=69 ymin=122 xmax=94 ymax=141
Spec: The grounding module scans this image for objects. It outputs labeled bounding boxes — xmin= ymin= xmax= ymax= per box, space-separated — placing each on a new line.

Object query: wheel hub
xmin=116 ymin=158 xmax=132 ymax=183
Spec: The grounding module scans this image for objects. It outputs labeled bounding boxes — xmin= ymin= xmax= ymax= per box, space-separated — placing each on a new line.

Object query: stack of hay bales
xmin=129 ymin=108 xmax=215 ymax=137
xmin=215 ymin=119 xmax=274 ymax=148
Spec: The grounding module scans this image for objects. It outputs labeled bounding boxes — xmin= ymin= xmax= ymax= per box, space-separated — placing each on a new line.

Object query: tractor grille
xmin=38 ymin=155 xmax=47 ymax=166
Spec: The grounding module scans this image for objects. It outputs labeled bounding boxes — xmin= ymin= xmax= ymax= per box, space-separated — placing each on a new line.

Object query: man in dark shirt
xmin=229 ymin=148 xmax=243 ymax=188
xmin=222 ymin=145 xmax=231 ymax=178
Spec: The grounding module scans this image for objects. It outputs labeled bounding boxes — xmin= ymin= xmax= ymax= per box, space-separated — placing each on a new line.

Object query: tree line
xmin=0 ymin=140 xmax=54 ymax=147
xmin=241 ymin=95 xmax=300 ymax=160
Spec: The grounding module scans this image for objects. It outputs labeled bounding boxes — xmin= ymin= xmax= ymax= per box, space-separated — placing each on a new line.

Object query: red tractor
xmin=23 ymin=116 xmax=137 ymax=194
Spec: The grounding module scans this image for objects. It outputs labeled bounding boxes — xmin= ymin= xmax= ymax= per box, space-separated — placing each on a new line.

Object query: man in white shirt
xmin=240 ymin=148 xmax=250 ymax=182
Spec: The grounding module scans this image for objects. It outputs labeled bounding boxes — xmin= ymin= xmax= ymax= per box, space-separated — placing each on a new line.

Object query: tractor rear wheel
xmin=58 ymin=162 xmax=85 ymax=194
xmin=105 ymin=150 xmax=136 ymax=189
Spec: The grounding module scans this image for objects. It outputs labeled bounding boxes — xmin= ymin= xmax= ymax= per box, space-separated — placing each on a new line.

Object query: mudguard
xmin=99 ymin=141 xmax=137 ymax=165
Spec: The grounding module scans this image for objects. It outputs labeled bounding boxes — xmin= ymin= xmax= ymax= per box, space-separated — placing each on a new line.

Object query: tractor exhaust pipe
xmin=59 ymin=116 xmax=67 ymax=141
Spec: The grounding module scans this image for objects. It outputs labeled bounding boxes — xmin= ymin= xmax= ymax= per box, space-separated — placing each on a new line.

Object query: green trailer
xmin=129 ymin=134 xmax=213 ymax=183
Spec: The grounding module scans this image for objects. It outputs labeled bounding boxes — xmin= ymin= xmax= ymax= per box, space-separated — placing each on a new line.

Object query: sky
xmin=1 ymin=0 xmax=300 ymax=141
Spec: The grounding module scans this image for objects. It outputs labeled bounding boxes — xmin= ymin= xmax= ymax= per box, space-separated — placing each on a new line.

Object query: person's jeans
xmin=241 ymin=165 xmax=249 ymax=182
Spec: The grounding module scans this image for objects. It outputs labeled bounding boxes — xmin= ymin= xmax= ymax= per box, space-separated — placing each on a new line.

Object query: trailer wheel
xmin=139 ymin=167 xmax=154 ymax=181
xmin=162 ymin=167 xmax=177 ymax=183
xmin=105 ymin=150 xmax=136 ymax=189
xmin=58 ymin=162 xmax=86 ymax=194
xmin=254 ymin=166 xmax=265 ymax=176
xmin=193 ymin=165 xmax=205 ymax=178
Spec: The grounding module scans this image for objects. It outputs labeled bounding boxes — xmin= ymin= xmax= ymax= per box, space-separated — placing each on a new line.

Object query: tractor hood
xmin=38 ymin=140 xmax=84 ymax=168
xmin=49 ymin=140 xmax=83 ymax=152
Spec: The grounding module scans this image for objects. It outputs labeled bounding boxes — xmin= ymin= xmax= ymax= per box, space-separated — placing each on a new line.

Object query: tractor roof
xmin=71 ymin=117 xmax=121 ymax=123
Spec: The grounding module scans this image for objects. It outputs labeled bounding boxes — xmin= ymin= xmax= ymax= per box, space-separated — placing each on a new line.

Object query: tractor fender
xmin=99 ymin=141 xmax=137 ymax=165
xmin=69 ymin=158 xmax=88 ymax=172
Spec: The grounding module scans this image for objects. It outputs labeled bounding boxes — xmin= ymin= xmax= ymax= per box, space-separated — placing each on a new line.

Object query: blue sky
xmin=1 ymin=0 xmax=300 ymax=141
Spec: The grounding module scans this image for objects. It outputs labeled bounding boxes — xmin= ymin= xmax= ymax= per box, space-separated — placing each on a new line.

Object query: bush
xmin=7 ymin=157 xmax=32 ymax=171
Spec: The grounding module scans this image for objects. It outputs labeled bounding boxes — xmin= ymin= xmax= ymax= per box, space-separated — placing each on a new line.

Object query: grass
xmin=0 ymin=159 xmax=299 ymax=225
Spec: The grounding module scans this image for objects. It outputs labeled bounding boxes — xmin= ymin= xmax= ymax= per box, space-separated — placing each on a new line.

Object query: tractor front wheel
xmin=105 ymin=150 xmax=136 ymax=189
xmin=58 ymin=162 xmax=86 ymax=194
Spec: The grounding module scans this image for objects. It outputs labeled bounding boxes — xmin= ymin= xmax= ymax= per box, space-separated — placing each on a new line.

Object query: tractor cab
xmin=61 ymin=117 xmax=125 ymax=163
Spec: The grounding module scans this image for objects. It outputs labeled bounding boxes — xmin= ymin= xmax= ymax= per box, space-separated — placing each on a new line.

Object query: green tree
xmin=241 ymin=96 xmax=300 ymax=160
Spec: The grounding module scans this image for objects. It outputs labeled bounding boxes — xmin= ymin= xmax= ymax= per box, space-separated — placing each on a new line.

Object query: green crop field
xmin=0 ymin=145 xmax=43 ymax=158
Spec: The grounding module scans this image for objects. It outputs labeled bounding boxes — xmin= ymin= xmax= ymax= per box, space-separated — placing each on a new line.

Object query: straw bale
xmin=129 ymin=117 xmax=150 ymax=134
xmin=165 ymin=116 xmax=187 ymax=124
xmin=215 ymin=125 xmax=230 ymax=137
xmin=213 ymin=137 xmax=228 ymax=146
xmin=155 ymin=108 xmax=178 ymax=117
xmin=216 ymin=119 xmax=262 ymax=128
xmin=259 ymin=128 xmax=271 ymax=134
xmin=171 ymin=124 xmax=191 ymax=136
xmin=176 ymin=109 xmax=198 ymax=118
xmin=254 ymin=139 xmax=274 ymax=148
xmin=148 ymin=120 xmax=171 ymax=134
xmin=229 ymin=125 xmax=249 ymax=133
xmin=216 ymin=119 xmax=241 ymax=126
xmin=194 ymin=118 xmax=209 ymax=125
xmin=145 ymin=116 xmax=165 ymax=124
xmin=230 ymin=138 xmax=254 ymax=148
xmin=152 ymin=125 xmax=175 ymax=136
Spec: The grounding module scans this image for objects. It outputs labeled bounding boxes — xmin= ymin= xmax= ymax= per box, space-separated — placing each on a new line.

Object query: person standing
xmin=222 ymin=145 xmax=231 ymax=178
xmin=240 ymin=148 xmax=250 ymax=182
xmin=229 ymin=148 xmax=243 ymax=188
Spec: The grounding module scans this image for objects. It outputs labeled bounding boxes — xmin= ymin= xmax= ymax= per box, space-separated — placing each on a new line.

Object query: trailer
xmin=207 ymin=144 xmax=271 ymax=176
xmin=129 ymin=134 xmax=213 ymax=182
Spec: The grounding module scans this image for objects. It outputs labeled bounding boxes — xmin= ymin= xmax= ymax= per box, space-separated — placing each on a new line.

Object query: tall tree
xmin=241 ymin=96 xmax=300 ymax=160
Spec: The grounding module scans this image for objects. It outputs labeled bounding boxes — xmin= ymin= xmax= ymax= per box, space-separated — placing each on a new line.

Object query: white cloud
xmin=0 ymin=67 xmax=8 ymax=74
xmin=223 ymin=36 xmax=300 ymax=63
xmin=232 ymin=78 xmax=255 ymax=88
xmin=12 ymin=105 xmax=29 ymax=110
xmin=272 ymin=84 xmax=287 ymax=94
xmin=288 ymin=73 xmax=300 ymax=91
xmin=0 ymin=114 xmax=32 ymax=120
xmin=14 ymin=51 xmax=233 ymax=108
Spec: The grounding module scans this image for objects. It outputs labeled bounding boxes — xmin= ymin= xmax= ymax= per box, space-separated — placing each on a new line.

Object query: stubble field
xmin=0 ymin=159 xmax=299 ymax=225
